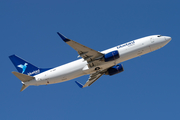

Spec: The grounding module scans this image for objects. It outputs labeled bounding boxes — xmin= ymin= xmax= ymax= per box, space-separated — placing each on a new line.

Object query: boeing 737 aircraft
xmin=9 ymin=33 xmax=171 ymax=91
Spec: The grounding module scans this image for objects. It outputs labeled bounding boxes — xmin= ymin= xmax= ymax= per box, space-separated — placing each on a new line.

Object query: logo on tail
xmin=18 ymin=63 xmax=28 ymax=74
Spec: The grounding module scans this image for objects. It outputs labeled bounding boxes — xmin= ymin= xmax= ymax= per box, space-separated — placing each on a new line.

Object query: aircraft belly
xmin=149 ymin=42 xmax=163 ymax=52
xmin=44 ymin=62 xmax=86 ymax=85
xmin=49 ymin=69 xmax=85 ymax=84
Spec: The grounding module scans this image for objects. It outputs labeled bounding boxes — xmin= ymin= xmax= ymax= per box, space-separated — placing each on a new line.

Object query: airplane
xmin=9 ymin=33 xmax=171 ymax=91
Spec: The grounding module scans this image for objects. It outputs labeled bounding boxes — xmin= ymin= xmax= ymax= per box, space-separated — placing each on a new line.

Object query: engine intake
xmin=104 ymin=50 xmax=120 ymax=62
xmin=105 ymin=63 xmax=124 ymax=76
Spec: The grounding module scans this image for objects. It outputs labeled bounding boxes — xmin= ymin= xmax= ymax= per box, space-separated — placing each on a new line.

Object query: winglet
xmin=75 ymin=81 xmax=83 ymax=88
xmin=57 ymin=32 xmax=70 ymax=42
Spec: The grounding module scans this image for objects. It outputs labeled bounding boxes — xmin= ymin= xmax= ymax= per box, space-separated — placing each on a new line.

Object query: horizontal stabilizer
xmin=12 ymin=71 xmax=35 ymax=82
xmin=75 ymin=81 xmax=83 ymax=88
xmin=20 ymin=84 xmax=29 ymax=92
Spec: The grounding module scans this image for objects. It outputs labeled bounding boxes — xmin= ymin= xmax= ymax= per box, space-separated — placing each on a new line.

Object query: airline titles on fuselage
xmin=117 ymin=41 xmax=135 ymax=49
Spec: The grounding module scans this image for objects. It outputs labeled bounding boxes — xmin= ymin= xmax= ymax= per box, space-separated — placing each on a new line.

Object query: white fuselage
xmin=24 ymin=35 xmax=171 ymax=86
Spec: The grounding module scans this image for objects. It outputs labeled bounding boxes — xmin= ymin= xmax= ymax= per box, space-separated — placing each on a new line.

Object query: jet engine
xmin=105 ymin=63 xmax=124 ymax=76
xmin=104 ymin=50 xmax=120 ymax=62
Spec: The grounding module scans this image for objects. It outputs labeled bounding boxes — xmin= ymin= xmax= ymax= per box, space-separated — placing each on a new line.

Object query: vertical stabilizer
xmin=9 ymin=55 xmax=40 ymax=76
xmin=9 ymin=55 xmax=51 ymax=76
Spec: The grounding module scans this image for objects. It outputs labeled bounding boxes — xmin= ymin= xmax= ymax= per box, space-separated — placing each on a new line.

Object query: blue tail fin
xmin=9 ymin=55 xmax=50 ymax=76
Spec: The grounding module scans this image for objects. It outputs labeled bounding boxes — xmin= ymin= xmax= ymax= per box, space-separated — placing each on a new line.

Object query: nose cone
xmin=165 ymin=36 xmax=172 ymax=42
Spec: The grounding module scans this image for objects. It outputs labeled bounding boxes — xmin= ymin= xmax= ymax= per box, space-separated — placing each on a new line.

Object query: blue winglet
xmin=57 ymin=32 xmax=70 ymax=42
xmin=75 ymin=81 xmax=83 ymax=88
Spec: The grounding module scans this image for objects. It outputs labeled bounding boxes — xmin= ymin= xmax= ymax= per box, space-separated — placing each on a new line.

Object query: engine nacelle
xmin=105 ymin=63 xmax=124 ymax=76
xmin=104 ymin=50 xmax=120 ymax=62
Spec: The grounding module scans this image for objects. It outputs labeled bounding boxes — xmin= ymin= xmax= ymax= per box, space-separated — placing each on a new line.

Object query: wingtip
xmin=75 ymin=81 xmax=83 ymax=88
xmin=57 ymin=32 xmax=70 ymax=42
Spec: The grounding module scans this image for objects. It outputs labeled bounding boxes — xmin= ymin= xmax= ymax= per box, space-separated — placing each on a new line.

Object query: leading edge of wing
xmin=75 ymin=73 xmax=103 ymax=88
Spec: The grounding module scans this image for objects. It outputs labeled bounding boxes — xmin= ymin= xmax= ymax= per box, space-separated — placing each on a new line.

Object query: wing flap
xmin=83 ymin=73 xmax=104 ymax=88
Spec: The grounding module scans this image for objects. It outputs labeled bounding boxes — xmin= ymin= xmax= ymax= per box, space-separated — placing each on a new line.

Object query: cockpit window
xmin=157 ymin=35 xmax=161 ymax=37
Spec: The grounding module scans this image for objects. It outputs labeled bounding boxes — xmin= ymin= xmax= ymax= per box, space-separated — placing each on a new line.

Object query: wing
xmin=57 ymin=32 xmax=104 ymax=68
xmin=75 ymin=69 xmax=107 ymax=88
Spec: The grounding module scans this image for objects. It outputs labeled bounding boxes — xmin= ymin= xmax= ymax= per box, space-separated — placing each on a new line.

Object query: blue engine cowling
xmin=105 ymin=63 xmax=124 ymax=76
xmin=104 ymin=50 xmax=120 ymax=62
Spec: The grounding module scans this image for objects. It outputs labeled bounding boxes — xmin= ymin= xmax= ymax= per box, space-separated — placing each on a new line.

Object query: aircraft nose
xmin=165 ymin=36 xmax=172 ymax=42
